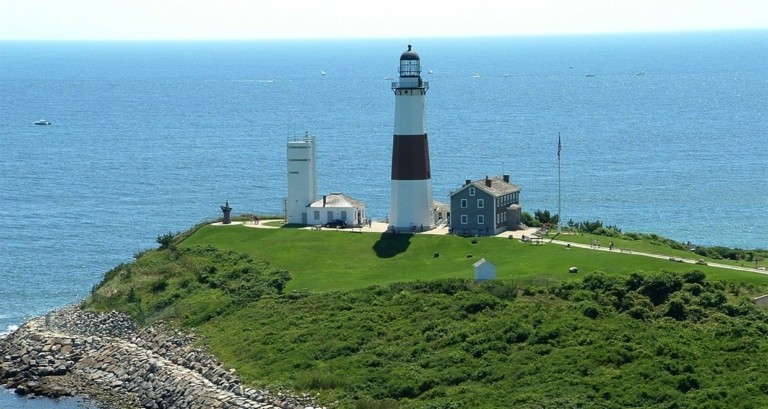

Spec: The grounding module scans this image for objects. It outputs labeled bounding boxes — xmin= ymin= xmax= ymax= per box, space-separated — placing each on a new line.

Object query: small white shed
xmin=473 ymin=258 xmax=496 ymax=282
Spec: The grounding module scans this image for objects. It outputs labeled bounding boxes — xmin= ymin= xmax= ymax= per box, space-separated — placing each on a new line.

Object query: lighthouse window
xmin=400 ymin=59 xmax=420 ymax=76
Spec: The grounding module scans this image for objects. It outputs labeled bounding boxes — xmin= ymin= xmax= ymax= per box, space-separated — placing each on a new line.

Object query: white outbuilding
xmin=308 ymin=193 xmax=366 ymax=227
xmin=473 ymin=258 xmax=496 ymax=282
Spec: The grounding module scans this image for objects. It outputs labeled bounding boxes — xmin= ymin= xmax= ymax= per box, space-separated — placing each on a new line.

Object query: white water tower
xmin=286 ymin=132 xmax=316 ymax=224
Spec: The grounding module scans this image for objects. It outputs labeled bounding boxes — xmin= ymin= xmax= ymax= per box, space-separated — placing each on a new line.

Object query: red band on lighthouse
xmin=391 ymin=134 xmax=431 ymax=180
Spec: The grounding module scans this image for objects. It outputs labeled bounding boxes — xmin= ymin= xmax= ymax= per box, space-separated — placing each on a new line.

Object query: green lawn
xmin=179 ymin=225 xmax=768 ymax=291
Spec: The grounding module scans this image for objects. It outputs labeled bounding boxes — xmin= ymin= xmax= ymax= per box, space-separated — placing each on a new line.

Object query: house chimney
xmin=465 ymin=179 xmax=471 ymax=186
xmin=485 ymin=175 xmax=491 ymax=187
xmin=322 ymin=195 xmax=326 ymax=207
xmin=503 ymin=174 xmax=510 ymax=183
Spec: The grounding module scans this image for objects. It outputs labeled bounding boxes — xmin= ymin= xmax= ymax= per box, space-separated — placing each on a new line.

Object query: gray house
xmin=449 ymin=175 xmax=522 ymax=236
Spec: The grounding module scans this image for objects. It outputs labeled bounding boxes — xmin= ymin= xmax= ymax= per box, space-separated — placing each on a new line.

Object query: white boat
xmin=320 ymin=70 xmax=326 ymax=76
xmin=34 ymin=119 xmax=51 ymax=125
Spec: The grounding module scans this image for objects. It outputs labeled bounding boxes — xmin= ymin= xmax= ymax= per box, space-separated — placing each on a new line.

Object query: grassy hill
xmin=84 ymin=223 xmax=768 ymax=408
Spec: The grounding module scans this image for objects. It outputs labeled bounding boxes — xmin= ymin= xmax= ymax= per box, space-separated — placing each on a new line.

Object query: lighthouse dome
xmin=400 ymin=44 xmax=420 ymax=61
xmin=399 ymin=44 xmax=421 ymax=77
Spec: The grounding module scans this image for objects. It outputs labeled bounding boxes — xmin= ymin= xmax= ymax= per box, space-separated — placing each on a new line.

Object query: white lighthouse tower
xmin=389 ymin=44 xmax=434 ymax=231
xmin=285 ymin=132 xmax=316 ymax=225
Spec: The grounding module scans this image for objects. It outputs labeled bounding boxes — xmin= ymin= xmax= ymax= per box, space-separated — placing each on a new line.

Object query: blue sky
xmin=1 ymin=0 xmax=767 ymax=40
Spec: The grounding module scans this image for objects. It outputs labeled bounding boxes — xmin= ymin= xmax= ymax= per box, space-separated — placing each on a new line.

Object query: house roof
xmin=309 ymin=193 xmax=365 ymax=208
xmin=452 ymin=176 xmax=520 ymax=198
xmin=473 ymin=258 xmax=495 ymax=268
xmin=433 ymin=200 xmax=449 ymax=213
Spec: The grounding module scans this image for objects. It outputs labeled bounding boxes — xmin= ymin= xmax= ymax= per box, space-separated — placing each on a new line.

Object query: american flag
xmin=557 ymin=133 xmax=562 ymax=160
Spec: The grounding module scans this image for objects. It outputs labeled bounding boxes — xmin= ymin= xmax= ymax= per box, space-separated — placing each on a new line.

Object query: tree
xmin=156 ymin=231 xmax=177 ymax=250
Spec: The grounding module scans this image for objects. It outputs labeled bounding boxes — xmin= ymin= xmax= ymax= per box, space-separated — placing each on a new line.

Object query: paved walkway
xmin=236 ymin=219 xmax=766 ymax=276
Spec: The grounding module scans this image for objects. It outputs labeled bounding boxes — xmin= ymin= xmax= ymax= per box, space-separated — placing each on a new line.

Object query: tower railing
xmin=391 ymin=81 xmax=429 ymax=90
xmin=287 ymin=131 xmax=315 ymax=143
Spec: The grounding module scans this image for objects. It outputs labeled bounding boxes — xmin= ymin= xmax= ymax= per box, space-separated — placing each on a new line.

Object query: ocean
xmin=1 ymin=30 xmax=766 ymax=407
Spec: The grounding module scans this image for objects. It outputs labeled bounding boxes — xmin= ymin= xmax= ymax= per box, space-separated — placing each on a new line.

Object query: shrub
xmin=665 ymin=294 xmax=688 ymax=321
xmin=677 ymin=374 xmax=701 ymax=393
xmin=460 ymin=294 xmax=501 ymax=314
xmin=156 ymin=231 xmax=178 ymax=250
xmin=502 ymin=322 xmax=532 ymax=344
xmin=529 ymin=325 xmax=560 ymax=345
xmin=147 ymin=280 xmax=167 ymax=295
xmin=639 ymin=271 xmax=683 ymax=305
xmin=579 ymin=301 xmax=603 ymax=319
xmin=477 ymin=280 xmax=517 ymax=301
xmin=268 ymin=269 xmax=292 ymax=294
xmin=126 ymin=287 xmax=140 ymax=303
xmin=593 ymin=226 xmax=622 ymax=237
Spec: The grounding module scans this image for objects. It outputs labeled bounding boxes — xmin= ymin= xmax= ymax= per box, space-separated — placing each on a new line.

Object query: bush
xmin=268 ymin=269 xmax=292 ymax=294
xmin=579 ymin=301 xmax=603 ymax=319
xmin=639 ymin=271 xmax=683 ymax=305
xmin=156 ymin=231 xmax=178 ymax=250
xmin=521 ymin=211 xmax=539 ymax=227
xmin=477 ymin=280 xmax=517 ymax=301
xmin=150 ymin=278 xmax=168 ymax=294
xmin=460 ymin=294 xmax=501 ymax=314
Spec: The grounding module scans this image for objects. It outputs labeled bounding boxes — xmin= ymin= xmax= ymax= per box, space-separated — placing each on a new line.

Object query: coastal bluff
xmin=0 ymin=306 xmax=322 ymax=409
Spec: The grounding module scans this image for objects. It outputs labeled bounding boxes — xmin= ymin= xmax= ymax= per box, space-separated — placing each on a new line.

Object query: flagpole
xmin=557 ymin=132 xmax=562 ymax=234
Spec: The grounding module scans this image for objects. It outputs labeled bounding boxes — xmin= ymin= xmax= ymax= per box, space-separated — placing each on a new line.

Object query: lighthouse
xmin=389 ymin=44 xmax=434 ymax=231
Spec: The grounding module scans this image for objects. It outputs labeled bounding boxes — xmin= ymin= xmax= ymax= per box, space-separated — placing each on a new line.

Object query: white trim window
xmin=469 ymin=187 xmax=475 ymax=196
xmin=477 ymin=199 xmax=484 ymax=208
xmin=460 ymin=198 xmax=468 ymax=208
xmin=461 ymin=215 xmax=468 ymax=224
xmin=477 ymin=215 xmax=485 ymax=224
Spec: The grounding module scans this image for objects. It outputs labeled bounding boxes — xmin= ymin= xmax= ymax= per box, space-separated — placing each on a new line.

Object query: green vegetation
xmin=84 ymin=224 xmax=768 ymax=408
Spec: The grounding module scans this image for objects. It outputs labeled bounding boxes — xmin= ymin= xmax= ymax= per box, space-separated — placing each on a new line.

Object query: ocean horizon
xmin=1 ymin=30 xmax=766 ymax=407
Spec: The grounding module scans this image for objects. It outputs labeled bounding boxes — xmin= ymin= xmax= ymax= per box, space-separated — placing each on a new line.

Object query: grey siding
xmin=450 ymin=189 xmax=494 ymax=236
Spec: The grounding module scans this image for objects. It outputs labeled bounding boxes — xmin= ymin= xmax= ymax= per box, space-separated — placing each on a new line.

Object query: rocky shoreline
xmin=0 ymin=305 xmax=324 ymax=409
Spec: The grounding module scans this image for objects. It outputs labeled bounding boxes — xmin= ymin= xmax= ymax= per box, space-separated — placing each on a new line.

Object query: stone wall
xmin=0 ymin=306 xmax=324 ymax=409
